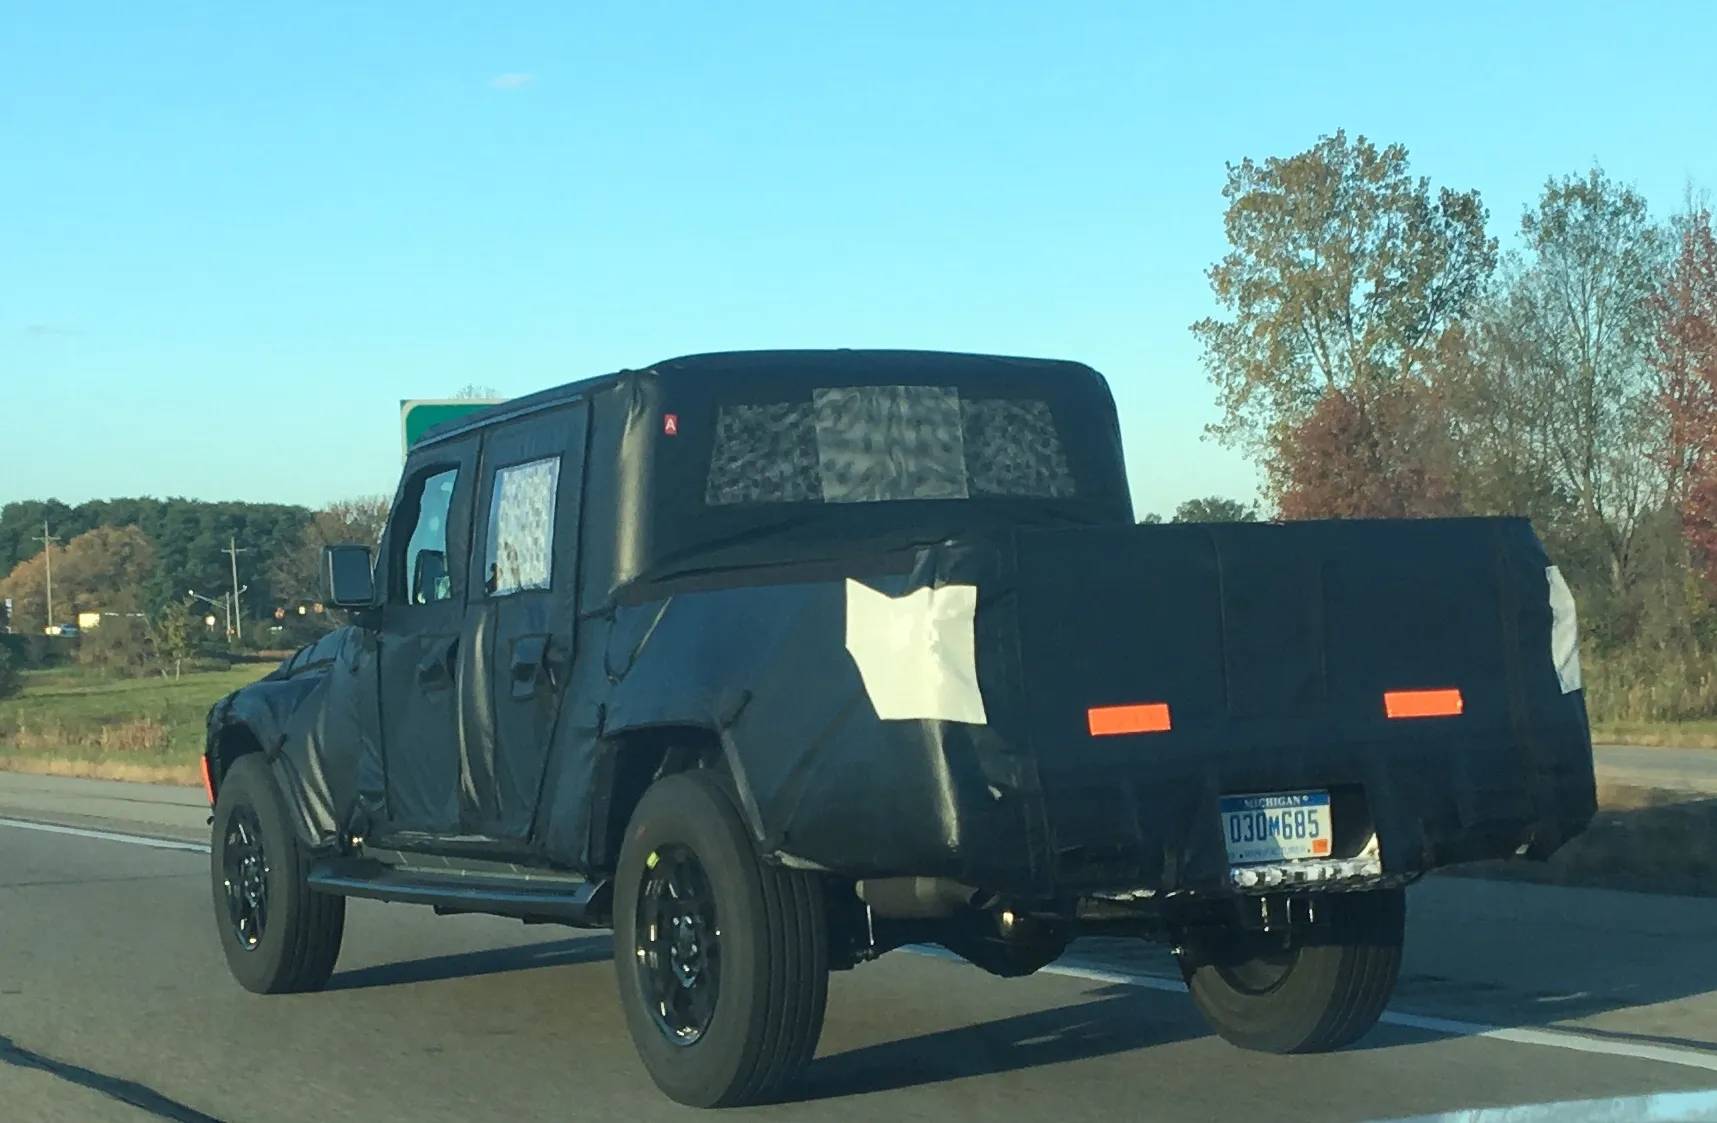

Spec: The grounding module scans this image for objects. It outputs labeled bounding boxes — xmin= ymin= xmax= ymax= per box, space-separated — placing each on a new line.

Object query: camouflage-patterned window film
xmin=703 ymin=387 xmax=1075 ymax=505
xmin=704 ymin=402 xmax=820 ymax=505
xmin=485 ymin=457 xmax=561 ymax=596
xmin=959 ymin=398 xmax=1076 ymax=498
xmin=812 ymin=385 xmax=969 ymax=503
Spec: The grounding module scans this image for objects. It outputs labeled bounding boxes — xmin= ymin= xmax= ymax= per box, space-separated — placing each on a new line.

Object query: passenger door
xmin=459 ymin=403 xmax=587 ymax=839
xmin=375 ymin=438 xmax=479 ymax=839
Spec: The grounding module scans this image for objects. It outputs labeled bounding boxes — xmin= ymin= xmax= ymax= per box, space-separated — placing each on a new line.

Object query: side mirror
xmin=321 ymin=544 xmax=377 ymax=609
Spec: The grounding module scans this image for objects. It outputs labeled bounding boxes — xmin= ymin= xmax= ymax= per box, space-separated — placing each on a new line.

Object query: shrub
xmin=0 ymin=640 xmax=22 ymax=700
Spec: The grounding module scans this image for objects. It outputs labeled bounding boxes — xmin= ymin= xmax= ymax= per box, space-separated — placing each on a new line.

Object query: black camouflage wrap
xmin=204 ymin=350 xmax=1596 ymax=902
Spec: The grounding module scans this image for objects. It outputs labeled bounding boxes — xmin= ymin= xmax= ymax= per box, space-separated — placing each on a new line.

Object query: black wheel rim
xmin=222 ymin=805 xmax=269 ymax=952
xmin=634 ymin=844 xmax=721 ymax=1046
xmin=1214 ymin=936 xmax=1298 ymax=996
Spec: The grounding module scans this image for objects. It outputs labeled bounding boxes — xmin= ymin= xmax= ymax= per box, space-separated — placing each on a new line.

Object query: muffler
xmin=855 ymin=877 xmax=981 ymax=919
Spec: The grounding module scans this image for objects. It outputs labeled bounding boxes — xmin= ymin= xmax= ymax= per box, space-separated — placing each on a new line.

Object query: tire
xmin=1178 ymin=888 xmax=1404 ymax=1054
xmin=614 ymin=769 xmax=829 ymax=1108
xmin=210 ymin=753 xmax=346 ymax=994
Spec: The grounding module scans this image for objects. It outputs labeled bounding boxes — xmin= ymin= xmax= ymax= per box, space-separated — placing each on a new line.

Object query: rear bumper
xmin=1019 ymin=728 xmax=1596 ymax=901
xmin=762 ymin=722 xmax=1596 ymax=903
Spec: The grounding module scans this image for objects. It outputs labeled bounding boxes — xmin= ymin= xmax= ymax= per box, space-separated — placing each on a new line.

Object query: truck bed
xmin=977 ymin=516 xmax=1596 ymax=896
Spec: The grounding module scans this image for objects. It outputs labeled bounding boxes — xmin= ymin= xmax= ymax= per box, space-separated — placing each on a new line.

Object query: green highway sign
xmin=400 ymin=399 xmax=509 ymax=459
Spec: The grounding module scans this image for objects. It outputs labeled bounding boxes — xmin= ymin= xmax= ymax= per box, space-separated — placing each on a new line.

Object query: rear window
xmin=704 ymin=385 xmax=1076 ymax=507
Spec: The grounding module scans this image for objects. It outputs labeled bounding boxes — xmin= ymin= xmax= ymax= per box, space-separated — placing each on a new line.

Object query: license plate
xmin=1220 ymin=791 xmax=1332 ymax=864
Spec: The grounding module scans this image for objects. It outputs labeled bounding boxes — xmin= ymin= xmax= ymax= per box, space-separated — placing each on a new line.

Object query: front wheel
xmin=209 ymin=753 xmax=346 ymax=994
xmin=1177 ymin=888 xmax=1404 ymax=1053
xmin=614 ymin=769 xmax=829 ymax=1108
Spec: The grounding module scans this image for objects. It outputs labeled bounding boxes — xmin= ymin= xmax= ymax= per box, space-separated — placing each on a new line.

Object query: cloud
xmin=23 ymin=324 xmax=88 ymax=338
xmin=490 ymin=73 xmax=533 ymax=90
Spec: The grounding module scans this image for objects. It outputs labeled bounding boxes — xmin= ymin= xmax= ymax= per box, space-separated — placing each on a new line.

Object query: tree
xmin=267 ymin=495 xmax=391 ymax=609
xmin=1657 ymin=207 xmax=1717 ymax=582
xmin=0 ymin=525 xmax=156 ymax=634
xmin=1191 ymin=130 xmax=1497 ymax=515
xmin=0 ymin=498 xmax=317 ymax=638
xmin=77 ymin=615 xmax=155 ymax=677
xmin=1436 ymin=308 xmax=1573 ymax=531
xmin=0 ymin=640 xmax=22 ymax=700
xmin=1172 ymin=496 xmax=1259 ymax=523
xmin=150 ymin=601 xmax=197 ymax=680
xmin=1511 ymin=166 xmax=1668 ymax=594
xmin=1276 ymin=382 xmax=1461 ymax=520
xmin=454 ymin=383 xmax=502 ymax=399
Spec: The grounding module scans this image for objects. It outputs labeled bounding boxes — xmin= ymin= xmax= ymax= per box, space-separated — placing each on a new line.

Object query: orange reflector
xmin=199 ymin=755 xmax=216 ymax=805
xmin=1384 ymin=688 xmax=1464 ymax=719
xmin=1087 ymin=702 xmax=1172 ymax=736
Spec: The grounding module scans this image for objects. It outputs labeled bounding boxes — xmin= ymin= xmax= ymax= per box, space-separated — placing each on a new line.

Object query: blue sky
xmin=2 ymin=0 xmax=1713 ymax=519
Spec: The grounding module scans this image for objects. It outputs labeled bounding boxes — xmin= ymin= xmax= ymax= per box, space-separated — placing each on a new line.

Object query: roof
xmin=411 ymin=348 xmax=1105 ymax=451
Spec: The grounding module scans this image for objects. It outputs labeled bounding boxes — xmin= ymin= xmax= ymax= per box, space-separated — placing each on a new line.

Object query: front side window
xmin=402 ymin=467 xmax=459 ymax=604
xmin=484 ymin=456 xmax=561 ymax=596
xmin=703 ymin=385 xmax=1076 ymax=506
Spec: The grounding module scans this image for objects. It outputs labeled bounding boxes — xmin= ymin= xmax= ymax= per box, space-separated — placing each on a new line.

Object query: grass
xmin=1592 ymin=720 xmax=1717 ymax=748
xmin=1585 ymin=645 xmax=1717 ymax=726
xmin=0 ymin=665 xmax=274 ymax=786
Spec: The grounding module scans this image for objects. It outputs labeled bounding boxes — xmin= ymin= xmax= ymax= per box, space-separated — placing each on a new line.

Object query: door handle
xmin=509 ymin=634 xmax=554 ymax=699
xmin=418 ymin=637 xmax=459 ymax=689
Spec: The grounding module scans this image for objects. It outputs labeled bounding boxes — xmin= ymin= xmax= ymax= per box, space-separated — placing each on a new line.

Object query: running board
xmin=308 ymin=855 xmax=611 ymax=927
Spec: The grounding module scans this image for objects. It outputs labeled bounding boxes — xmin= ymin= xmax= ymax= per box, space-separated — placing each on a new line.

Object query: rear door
xmin=374 ymin=437 xmax=480 ymax=838
xmin=458 ymin=402 xmax=588 ymax=839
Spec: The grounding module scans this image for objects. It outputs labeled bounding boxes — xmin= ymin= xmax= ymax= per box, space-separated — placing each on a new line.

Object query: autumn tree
xmin=1191 ymin=130 xmax=1497 ymax=517
xmin=1657 ymin=207 xmax=1717 ymax=579
xmin=0 ymin=525 xmax=156 ymax=634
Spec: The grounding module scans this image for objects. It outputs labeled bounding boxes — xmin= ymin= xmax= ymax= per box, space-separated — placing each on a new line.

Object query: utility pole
xmin=33 ymin=521 xmax=60 ymax=633
xmin=223 ymin=537 xmax=249 ymax=643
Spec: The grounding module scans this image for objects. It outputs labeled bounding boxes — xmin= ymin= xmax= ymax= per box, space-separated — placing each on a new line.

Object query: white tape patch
xmin=1546 ymin=565 xmax=1582 ymax=694
xmin=844 ymin=579 xmax=988 ymax=724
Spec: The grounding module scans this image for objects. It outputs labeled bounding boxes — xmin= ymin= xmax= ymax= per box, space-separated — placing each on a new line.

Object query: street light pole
xmin=188 ymin=590 xmax=229 ymax=638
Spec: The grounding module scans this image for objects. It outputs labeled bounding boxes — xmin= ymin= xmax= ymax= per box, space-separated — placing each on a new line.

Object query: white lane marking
xmin=0 ymin=817 xmax=210 ymax=854
xmin=11 ymin=817 xmax=1717 ymax=1075
xmin=909 ymin=945 xmax=1717 ymax=1073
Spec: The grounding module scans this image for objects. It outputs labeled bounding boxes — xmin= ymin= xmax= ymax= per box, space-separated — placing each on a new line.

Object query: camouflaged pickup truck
xmin=201 ymin=349 xmax=1597 ymax=1107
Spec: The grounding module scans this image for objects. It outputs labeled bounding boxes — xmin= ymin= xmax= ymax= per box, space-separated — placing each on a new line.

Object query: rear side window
xmin=484 ymin=457 xmax=561 ymax=596
xmin=401 ymin=467 xmax=459 ymax=604
xmin=704 ymin=385 xmax=1076 ymax=506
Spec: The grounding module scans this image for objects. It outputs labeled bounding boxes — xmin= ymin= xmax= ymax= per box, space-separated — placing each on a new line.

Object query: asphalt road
xmin=5 ymin=774 xmax=1717 ymax=1122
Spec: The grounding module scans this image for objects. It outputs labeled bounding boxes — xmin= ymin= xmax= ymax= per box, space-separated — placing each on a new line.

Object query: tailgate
xmin=995 ymin=517 xmax=1595 ymax=893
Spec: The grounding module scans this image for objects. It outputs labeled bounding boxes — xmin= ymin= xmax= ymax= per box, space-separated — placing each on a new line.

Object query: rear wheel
xmin=614 ymin=769 xmax=829 ymax=1108
xmin=1177 ymin=888 xmax=1404 ymax=1053
xmin=210 ymin=753 xmax=346 ymax=994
